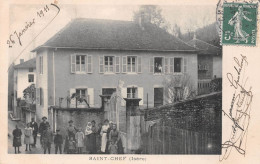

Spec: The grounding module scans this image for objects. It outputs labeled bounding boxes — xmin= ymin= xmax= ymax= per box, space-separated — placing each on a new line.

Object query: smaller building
xmin=187 ymin=35 xmax=222 ymax=95
xmin=13 ymin=58 xmax=36 ymax=123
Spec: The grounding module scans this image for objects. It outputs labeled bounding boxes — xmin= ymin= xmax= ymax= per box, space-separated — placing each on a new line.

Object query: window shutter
xmin=138 ymin=87 xmax=143 ymax=105
xmin=70 ymin=88 xmax=76 ymax=107
xmin=184 ymin=57 xmax=187 ymax=73
xmin=99 ymin=56 xmax=104 ymax=73
xmin=71 ymin=55 xmax=76 ymax=73
xmin=36 ymin=88 xmax=40 ymax=105
xmin=40 ymin=88 xmax=43 ymax=106
xmin=170 ymin=58 xmax=174 ymax=73
xmin=87 ymin=55 xmax=92 ymax=73
xmin=165 ymin=58 xmax=169 ymax=74
xmin=137 ymin=56 xmax=142 ymax=73
xmin=115 ymin=56 xmax=120 ymax=73
xmin=121 ymin=87 xmax=127 ymax=106
xmin=88 ymin=88 xmax=94 ymax=107
xmin=122 ymin=56 xmax=127 ymax=73
xmin=149 ymin=57 xmax=154 ymax=73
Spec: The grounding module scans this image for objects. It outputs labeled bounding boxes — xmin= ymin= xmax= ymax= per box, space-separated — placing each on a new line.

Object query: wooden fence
xmin=142 ymin=125 xmax=221 ymax=154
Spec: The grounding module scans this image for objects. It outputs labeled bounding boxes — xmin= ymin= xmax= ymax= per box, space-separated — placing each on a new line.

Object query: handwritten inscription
xmin=7 ymin=5 xmax=50 ymax=48
xmin=220 ymin=54 xmax=253 ymax=161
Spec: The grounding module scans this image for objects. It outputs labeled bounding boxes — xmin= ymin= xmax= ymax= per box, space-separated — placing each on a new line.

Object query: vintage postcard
xmin=0 ymin=0 xmax=259 ymax=163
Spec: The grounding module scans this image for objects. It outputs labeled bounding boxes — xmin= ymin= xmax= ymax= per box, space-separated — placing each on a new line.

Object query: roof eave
xmin=32 ymin=46 xmax=198 ymax=53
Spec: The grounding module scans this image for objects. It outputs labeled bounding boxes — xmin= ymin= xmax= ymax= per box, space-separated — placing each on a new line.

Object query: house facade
xmin=187 ymin=35 xmax=222 ymax=95
xmin=13 ymin=58 xmax=36 ymax=122
xmin=32 ymin=18 xmax=198 ymax=131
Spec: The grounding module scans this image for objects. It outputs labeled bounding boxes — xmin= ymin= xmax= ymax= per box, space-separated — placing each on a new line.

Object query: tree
xmin=163 ymin=75 xmax=196 ymax=103
xmin=23 ymin=84 xmax=36 ymax=104
xmin=133 ymin=5 xmax=169 ymax=30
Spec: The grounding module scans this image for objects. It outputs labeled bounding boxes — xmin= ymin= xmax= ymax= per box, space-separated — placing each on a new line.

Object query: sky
xmin=9 ymin=4 xmax=216 ymax=65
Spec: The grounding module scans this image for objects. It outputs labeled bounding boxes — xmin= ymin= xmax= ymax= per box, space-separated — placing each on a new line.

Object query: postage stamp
xmin=222 ymin=3 xmax=258 ymax=46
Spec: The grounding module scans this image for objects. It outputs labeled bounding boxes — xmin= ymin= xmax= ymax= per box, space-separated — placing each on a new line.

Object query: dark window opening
xmin=154 ymin=57 xmax=163 ymax=73
xmin=174 ymin=58 xmax=182 ymax=73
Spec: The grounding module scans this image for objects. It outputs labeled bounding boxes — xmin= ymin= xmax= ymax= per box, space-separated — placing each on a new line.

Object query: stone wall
xmin=144 ymin=92 xmax=222 ymax=133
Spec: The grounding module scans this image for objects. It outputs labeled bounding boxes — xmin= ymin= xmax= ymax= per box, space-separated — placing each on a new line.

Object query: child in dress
xmin=75 ymin=128 xmax=84 ymax=154
xmin=67 ymin=137 xmax=76 ymax=154
xmin=108 ymin=140 xmax=118 ymax=154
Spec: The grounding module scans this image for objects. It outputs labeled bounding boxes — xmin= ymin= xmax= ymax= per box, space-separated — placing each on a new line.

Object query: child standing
xmin=54 ymin=129 xmax=63 ymax=154
xmin=75 ymin=128 xmax=84 ymax=154
xmin=24 ymin=123 xmax=33 ymax=151
xmin=67 ymin=137 xmax=76 ymax=154
xmin=12 ymin=125 xmax=22 ymax=154
xmin=108 ymin=140 xmax=118 ymax=154
xmin=42 ymin=126 xmax=53 ymax=154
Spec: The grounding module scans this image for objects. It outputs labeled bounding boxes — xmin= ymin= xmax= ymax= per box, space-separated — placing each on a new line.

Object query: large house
xmin=13 ymin=58 xmax=36 ymax=122
xmin=32 ymin=18 xmax=201 ymax=130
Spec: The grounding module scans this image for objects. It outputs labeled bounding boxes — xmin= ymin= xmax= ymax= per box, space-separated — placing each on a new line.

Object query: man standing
xmin=29 ymin=118 xmax=38 ymax=147
xmin=38 ymin=116 xmax=49 ymax=147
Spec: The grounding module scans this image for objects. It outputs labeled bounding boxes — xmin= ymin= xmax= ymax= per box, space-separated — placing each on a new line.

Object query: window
xmin=29 ymin=68 xmax=34 ymax=72
xmin=76 ymin=89 xmax=87 ymax=98
xmin=127 ymin=56 xmax=136 ymax=72
xmin=127 ymin=87 xmax=137 ymax=98
xmin=71 ymin=54 xmax=92 ymax=73
xmin=154 ymin=57 xmax=163 ymax=73
xmin=174 ymin=58 xmax=182 ymax=73
xmin=39 ymin=56 xmax=43 ymax=74
xmin=76 ymin=55 xmax=86 ymax=72
xmin=104 ymin=56 xmax=114 ymax=72
xmin=28 ymin=74 xmax=34 ymax=83
xmin=102 ymin=88 xmax=116 ymax=96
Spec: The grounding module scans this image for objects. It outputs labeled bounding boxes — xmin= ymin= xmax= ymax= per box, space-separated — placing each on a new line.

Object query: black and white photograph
xmin=7 ymin=3 xmax=222 ymax=155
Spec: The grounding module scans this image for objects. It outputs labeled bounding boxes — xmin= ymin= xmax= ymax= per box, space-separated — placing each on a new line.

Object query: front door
xmin=154 ymin=88 xmax=163 ymax=107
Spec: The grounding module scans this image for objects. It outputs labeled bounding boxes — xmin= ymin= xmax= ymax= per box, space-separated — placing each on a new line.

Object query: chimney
xmin=139 ymin=11 xmax=145 ymax=30
xmin=20 ymin=59 xmax=24 ymax=64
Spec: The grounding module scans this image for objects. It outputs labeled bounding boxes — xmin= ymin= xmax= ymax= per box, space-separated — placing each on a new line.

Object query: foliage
xmin=133 ymin=5 xmax=169 ymax=30
xmin=23 ymin=84 xmax=36 ymax=104
xmin=163 ymin=74 xmax=196 ymax=103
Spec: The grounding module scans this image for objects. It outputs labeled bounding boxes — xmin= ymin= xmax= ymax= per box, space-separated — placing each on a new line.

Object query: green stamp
xmin=222 ymin=3 xmax=257 ymax=46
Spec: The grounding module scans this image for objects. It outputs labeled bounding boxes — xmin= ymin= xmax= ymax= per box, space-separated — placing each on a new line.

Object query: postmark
xmin=222 ymin=3 xmax=258 ymax=46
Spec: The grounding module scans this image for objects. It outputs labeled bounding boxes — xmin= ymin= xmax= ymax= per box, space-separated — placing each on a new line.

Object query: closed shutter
xmin=137 ymin=56 xmax=142 ymax=73
xmin=115 ymin=56 xmax=120 ymax=73
xmin=138 ymin=87 xmax=143 ymax=105
xmin=87 ymin=55 xmax=92 ymax=73
xmin=40 ymin=88 xmax=43 ymax=106
xmin=170 ymin=58 xmax=174 ymax=73
xmin=121 ymin=87 xmax=127 ymax=106
xmin=122 ymin=56 xmax=127 ymax=73
xmin=71 ymin=55 xmax=76 ymax=73
xmin=36 ymin=88 xmax=40 ymax=104
xmin=99 ymin=56 xmax=104 ymax=73
xmin=70 ymin=88 xmax=76 ymax=107
xmin=165 ymin=58 xmax=169 ymax=74
xmin=88 ymin=88 xmax=94 ymax=107
xmin=183 ymin=57 xmax=187 ymax=73
xmin=149 ymin=57 xmax=154 ymax=73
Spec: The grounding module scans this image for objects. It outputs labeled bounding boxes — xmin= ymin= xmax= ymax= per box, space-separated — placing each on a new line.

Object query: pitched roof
xmin=14 ymin=58 xmax=36 ymax=69
xmin=187 ymin=38 xmax=222 ymax=56
xmin=33 ymin=18 xmax=196 ymax=52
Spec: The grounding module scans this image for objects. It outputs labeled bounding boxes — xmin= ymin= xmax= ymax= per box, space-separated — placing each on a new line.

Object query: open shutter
xmin=122 ymin=56 xmax=127 ymax=73
xmin=138 ymin=87 xmax=143 ymax=105
xmin=71 ymin=55 xmax=76 ymax=73
xmin=99 ymin=56 xmax=104 ymax=73
xmin=137 ymin=56 xmax=142 ymax=73
xmin=165 ymin=58 xmax=169 ymax=74
xmin=170 ymin=58 xmax=174 ymax=73
xmin=115 ymin=56 xmax=120 ymax=73
xmin=149 ymin=57 xmax=154 ymax=73
xmin=121 ymin=88 xmax=127 ymax=106
xmin=183 ymin=57 xmax=187 ymax=73
xmin=70 ymin=88 xmax=76 ymax=107
xmin=87 ymin=55 xmax=92 ymax=73
xmin=88 ymin=88 xmax=94 ymax=107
